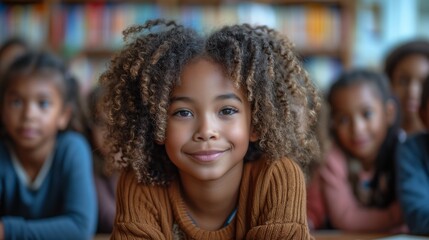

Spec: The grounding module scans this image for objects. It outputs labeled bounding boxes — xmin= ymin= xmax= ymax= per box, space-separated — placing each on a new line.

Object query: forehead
xmin=331 ymin=83 xmax=382 ymax=112
xmin=173 ymin=58 xmax=244 ymax=98
xmin=5 ymin=72 xmax=64 ymax=97
xmin=394 ymin=54 xmax=429 ymax=72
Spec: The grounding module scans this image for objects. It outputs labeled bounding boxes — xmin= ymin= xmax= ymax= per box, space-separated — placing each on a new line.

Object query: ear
xmin=249 ymin=127 xmax=258 ymax=142
xmin=385 ymin=99 xmax=397 ymax=126
xmin=57 ymin=105 xmax=72 ymax=130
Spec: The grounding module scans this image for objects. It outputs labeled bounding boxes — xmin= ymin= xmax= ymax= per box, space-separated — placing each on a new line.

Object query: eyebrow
xmin=170 ymin=93 xmax=243 ymax=104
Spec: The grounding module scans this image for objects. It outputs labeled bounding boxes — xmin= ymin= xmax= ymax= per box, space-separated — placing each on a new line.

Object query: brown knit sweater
xmin=111 ymin=156 xmax=312 ymax=239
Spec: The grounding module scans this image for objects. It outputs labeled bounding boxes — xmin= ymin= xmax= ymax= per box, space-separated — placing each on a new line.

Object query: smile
xmin=187 ymin=150 xmax=226 ymax=163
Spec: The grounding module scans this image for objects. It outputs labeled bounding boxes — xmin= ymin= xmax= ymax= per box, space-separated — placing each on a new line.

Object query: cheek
xmin=334 ymin=126 xmax=352 ymax=146
xmin=225 ymin=123 xmax=250 ymax=142
xmin=165 ymin=121 xmax=190 ymax=148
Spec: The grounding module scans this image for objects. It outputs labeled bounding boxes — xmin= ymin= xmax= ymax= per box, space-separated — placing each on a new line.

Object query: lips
xmin=18 ymin=128 xmax=39 ymax=139
xmin=351 ymin=138 xmax=370 ymax=149
xmin=187 ymin=150 xmax=226 ymax=162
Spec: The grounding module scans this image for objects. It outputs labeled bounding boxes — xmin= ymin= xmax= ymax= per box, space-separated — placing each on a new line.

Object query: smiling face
xmin=331 ymin=82 xmax=391 ymax=167
xmin=2 ymin=74 xmax=69 ymax=153
xmin=163 ymin=58 xmax=256 ymax=183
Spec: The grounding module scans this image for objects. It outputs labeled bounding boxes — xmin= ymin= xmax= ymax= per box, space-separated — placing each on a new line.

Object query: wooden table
xmin=313 ymin=230 xmax=391 ymax=240
xmin=313 ymin=231 xmax=429 ymax=240
xmin=95 ymin=232 xmax=429 ymax=240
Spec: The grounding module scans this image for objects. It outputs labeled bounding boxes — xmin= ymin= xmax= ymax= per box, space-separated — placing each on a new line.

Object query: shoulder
xmin=55 ymin=131 xmax=91 ymax=156
xmin=117 ymin=169 xmax=170 ymax=201
xmin=397 ymin=133 xmax=429 ymax=155
xmin=116 ymin=170 xmax=171 ymax=221
xmin=56 ymin=131 xmax=89 ymax=147
xmin=320 ymin=145 xmax=348 ymax=177
xmin=397 ymin=133 xmax=429 ymax=163
xmin=53 ymin=131 xmax=91 ymax=167
xmin=247 ymin=156 xmax=306 ymax=188
xmin=402 ymin=132 xmax=429 ymax=148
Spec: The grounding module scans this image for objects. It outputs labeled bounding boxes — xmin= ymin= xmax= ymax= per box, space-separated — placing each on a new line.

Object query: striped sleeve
xmin=111 ymin=170 xmax=171 ymax=240
xmin=246 ymin=158 xmax=313 ymax=240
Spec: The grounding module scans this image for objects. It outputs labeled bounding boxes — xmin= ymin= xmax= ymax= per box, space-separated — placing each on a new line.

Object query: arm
xmin=2 ymin=133 xmax=97 ymax=240
xmin=246 ymin=158 xmax=312 ymax=240
xmin=111 ymin=170 xmax=169 ymax=240
xmin=396 ymin=135 xmax=429 ymax=234
xmin=320 ymin=147 xmax=402 ymax=232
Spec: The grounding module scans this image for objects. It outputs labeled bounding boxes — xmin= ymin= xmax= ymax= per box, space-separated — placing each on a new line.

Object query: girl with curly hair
xmin=100 ymin=19 xmax=321 ymax=239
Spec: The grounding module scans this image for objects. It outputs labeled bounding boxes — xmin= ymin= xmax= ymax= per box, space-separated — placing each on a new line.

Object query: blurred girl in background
xmin=86 ymin=85 xmax=118 ymax=234
xmin=396 ymin=76 xmax=429 ymax=235
xmin=384 ymin=40 xmax=429 ymax=136
xmin=319 ymin=69 xmax=405 ymax=232
xmin=0 ymin=51 xmax=97 ymax=240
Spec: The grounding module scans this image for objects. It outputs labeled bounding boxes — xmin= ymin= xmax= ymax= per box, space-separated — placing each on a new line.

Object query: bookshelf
xmin=0 ymin=0 xmax=355 ymax=93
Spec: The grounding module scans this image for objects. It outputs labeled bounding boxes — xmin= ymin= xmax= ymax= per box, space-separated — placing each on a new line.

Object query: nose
xmin=22 ymin=102 xmax=37 ymax=120
xmin=192 ymin=114 xmax=219 ymax=142
xmin=351 ymin=117 xmax=365 ymax=136
xmin=408 ymin=79 xmax=422 ymax=100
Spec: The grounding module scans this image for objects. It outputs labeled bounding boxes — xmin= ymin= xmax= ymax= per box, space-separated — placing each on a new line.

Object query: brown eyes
xmin=172 ymin=107 xmax=239 ymax=118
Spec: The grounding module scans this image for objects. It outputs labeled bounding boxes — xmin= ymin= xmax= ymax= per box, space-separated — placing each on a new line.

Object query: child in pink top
xmin=320 ymin=69 xmax=406 ymax=232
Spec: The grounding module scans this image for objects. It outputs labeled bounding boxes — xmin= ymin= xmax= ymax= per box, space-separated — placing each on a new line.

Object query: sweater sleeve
xmin=396 ymin=135 xmax=429 ymax=234
xmin=320 ymin=147 xmax=402 ymax=232
xmin=245 ymin=158 xmax=313 ymax=240
xmin=2 ymin=132 xmax=97 ymax=240
xmin=111 ymin=170 xmax=171 ymax=240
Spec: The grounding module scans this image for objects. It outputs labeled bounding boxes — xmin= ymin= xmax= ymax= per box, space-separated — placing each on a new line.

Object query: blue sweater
xmin=0 ymin=131 xmax=97 ymax=240
xmin=396 ymin=133 xmax=429 ymax=234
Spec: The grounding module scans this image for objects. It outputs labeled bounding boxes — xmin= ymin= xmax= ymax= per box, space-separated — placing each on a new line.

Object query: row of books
xmin=1 ymin=2 xmax=343 ymax=55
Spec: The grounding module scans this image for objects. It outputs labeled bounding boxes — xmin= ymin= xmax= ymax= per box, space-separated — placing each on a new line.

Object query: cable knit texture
xmin=111 ymin=156 xmax=312 ymax=239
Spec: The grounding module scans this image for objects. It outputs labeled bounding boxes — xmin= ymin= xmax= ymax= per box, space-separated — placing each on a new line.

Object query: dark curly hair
xmin=100 ymin=19 xmax=321 ymax=185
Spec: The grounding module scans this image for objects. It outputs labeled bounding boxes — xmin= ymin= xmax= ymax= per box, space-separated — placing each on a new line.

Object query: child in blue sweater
xmin=396 ymin=76 xmax=429 ymax=234
xmin=0 ymin=51 xmax=97 ymax=239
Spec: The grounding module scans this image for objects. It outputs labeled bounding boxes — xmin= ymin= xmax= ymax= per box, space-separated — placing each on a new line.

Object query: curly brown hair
xmin=100 ymin=19 xmax=321 ymax=185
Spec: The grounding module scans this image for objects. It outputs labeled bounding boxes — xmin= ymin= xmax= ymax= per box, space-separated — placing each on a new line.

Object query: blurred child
xmin=307 ymin=100 xmax=330 ymax=230
xmin=319 ymin=69 xmax=405 ymax=232
xmin=101 ymin=19 xmax=321 ymax=239
xmin=396 ymin=76 xmax=429 ymax=234
xmin=0 ymin=51 xmax=97 ymax=239
xmin=87 ymin=86 xmax=118 ymax=233
xmin=384 ymin=39 xmax=429 ymax=135
xmin=0 ymin=37 xmax=29 ymax=78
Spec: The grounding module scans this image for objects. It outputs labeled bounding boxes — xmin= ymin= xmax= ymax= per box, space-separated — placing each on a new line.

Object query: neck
xmin=179 ymin=161 xmax=243 ymax=230
xmin=13 ymin=138 xmax=56 ymax=181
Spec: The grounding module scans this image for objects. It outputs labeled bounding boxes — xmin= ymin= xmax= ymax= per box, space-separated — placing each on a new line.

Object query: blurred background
xmin=1 ymin=0 xmax=428 ymax=95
